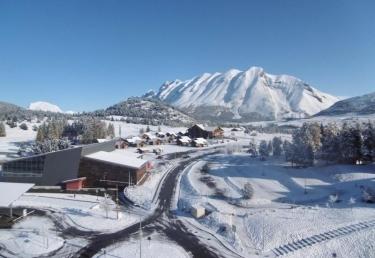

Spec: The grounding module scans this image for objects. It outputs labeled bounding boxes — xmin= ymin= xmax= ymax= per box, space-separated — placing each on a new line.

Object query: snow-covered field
xmin=176 ymin=153 xmax=375 ymax=257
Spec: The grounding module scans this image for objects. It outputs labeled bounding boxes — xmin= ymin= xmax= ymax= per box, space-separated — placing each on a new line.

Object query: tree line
xmin=284 ymin=122 xmax=375 ymax=166
xmin=24 ymin=117 xmax=116 ymax=154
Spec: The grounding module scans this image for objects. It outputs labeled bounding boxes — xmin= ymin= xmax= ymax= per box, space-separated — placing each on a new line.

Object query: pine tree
xmin=146 ymin=125 xmax=150 ymax=132
xmin=0 ymin=122 xmax=6 ymax=137
xmin=290 ymin=123 xmax=317 ymax=166
xmin=107 ymin=123 xmax=115 ymax=138
xmin=272 ymin=137 xmax=283 ymax=156
xmin=339 ymin=123 xmax=363 ymax=163
xmin=363 ymin=121 xmax=375 ymax=161
xmin=259 ymin=140 xmax=269 ymax=157
xmin=321 ymin=123 xmax=340 ymax=162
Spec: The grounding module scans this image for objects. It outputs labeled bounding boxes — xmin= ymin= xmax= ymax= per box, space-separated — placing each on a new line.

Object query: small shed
xmin=62 ymin=177 xmax=86 ymax=191
xmin=191 ymin=205 xmax=205 ymax=218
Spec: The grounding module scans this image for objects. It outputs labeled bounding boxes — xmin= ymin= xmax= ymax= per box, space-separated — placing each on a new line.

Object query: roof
xmin=97 ymin=139 xmax=109 ymax=143
xmin=0 ymin=182 xmax=34 ymax=207
xmin=193 ymin=138 xmax=208 ymax=144
xmin=62 ymin=177 xmax=87 ymax=184
xmin=195 ymin=124 xmax=205 ymax=130
xmin=126 ymin=136 xmax=143 ymax=143
xmin=205 ymin=126 xmax=224 ymax=132
xmin=85 ymin=151 xmax=147 ymax=169
xmin=178 ymin=136 xmax=192 ymax=143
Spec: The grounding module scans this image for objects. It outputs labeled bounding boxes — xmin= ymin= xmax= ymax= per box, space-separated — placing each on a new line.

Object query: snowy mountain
xmin=90 ymin=97 xmax=196 ymax=126
xmin=29 ymin=101 xmax=63 ymax=113
xmin=155 ymin=67 xmax=339 ymax=122
xmin=316 ymin=92 xmax=375 ymax=116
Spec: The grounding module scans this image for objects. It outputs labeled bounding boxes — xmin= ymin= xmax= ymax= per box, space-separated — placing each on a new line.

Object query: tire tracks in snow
xmin=270 ymin=219 xmax=375 ymax=257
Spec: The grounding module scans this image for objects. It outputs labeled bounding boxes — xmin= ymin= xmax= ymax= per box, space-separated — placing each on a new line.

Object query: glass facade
xmin=2 ymin=155 xmax=45 ymax=177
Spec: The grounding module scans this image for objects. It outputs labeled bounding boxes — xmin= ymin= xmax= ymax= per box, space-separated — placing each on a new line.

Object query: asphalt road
xmin=73 ymin=152 xmax=223 ymax=258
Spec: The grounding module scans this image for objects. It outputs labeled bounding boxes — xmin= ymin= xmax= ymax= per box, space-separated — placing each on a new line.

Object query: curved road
xmin=74 ymin=151 xmax=224 ymax=258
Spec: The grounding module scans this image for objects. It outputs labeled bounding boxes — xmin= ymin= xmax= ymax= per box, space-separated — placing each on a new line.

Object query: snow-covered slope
xmin=155 ymin=67 xmax=339 ymax=122
xmin=316 ymin=92 xmax=375 ymax=116
xmin=29 ymin=101 xmax=62 ymax=113
xmin=91 ymin=97 xmax=196 ymax=126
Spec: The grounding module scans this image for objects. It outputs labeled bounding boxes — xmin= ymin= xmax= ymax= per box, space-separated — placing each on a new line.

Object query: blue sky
xmin=1 ymin=0 xmax=374 ymax=112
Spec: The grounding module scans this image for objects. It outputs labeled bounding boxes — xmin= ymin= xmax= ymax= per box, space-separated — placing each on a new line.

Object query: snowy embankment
xmin=13 ymin=193 xmax=140 ymax=233
xmin=176 ymin=153 xmax=375 ymax=257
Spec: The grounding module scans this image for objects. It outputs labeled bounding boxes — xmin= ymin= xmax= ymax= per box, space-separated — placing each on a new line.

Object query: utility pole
xmin=116 ymin=184 xmax=119 ymax=220
xmin=139 ymin=219 xmax=142 ymax=258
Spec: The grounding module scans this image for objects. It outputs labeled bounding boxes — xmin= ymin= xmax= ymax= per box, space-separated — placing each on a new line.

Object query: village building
xmin=125 ymin=136 xmax=144 ymax=148
xmin=187 ymin=124 xmax=224 ymax=139
xmin=192 ymin=138 xmax=208 ymax=147
xmin=177 ymin=136 xmax=192 ymax=146
xmin=115 ymin=138 xmax=129 ymax=149
xmin=187 ymin=124 xmax=211 ymax=139
xmin=206 ymin=126 xmax=224 ymax=138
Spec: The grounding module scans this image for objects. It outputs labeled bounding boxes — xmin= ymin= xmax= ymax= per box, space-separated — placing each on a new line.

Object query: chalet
xmin=187 ymin=124 xmax=210 ymax=139
xmin=115 ymin=138 xmax=129 ymax=149
xmin=165 ymin=132 xmax=177 ymax=143
xmin=177 ymin=136 xmax=192 ymax=146
xmin=192 ymin=138 xmax=208 ymax=147
xmin=142 ymin=132 xmax=154 ymax=140
xmin=206 ymin=126 xmax=224 ymax=138
xmin=125 ymin=136 xmax=144 ymax=148
xmin=156 ymin=132 xmax=166 ymax=138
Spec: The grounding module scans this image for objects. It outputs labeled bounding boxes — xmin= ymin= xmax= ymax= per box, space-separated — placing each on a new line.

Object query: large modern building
xmin=0 ymin=139 xmax=150 ymax=188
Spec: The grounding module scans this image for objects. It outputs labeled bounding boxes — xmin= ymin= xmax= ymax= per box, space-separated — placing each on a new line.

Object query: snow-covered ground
xmin=176 ymin=153 xmax=375 ymax=257
xmin=13 ymin=193 xmax=141 ymax=232
xmin=93 ymin=234 xmax=191 ymax=258
xmin=0 ymin=122 xmax=37 ymax=161
xmin=0 ymin=216 xmax=64 ymax=258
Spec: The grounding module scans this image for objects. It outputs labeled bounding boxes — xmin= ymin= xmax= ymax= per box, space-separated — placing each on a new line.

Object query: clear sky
xmin=1 ymin=0 xmax=374 ymax=112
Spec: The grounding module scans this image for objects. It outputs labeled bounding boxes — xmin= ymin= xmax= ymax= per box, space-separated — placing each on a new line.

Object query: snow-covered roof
xmin=85 ymin=151 xmax=147 ymax=169
xmin=97 ymin=139 xmax=109 ymax=143
xmin=126 ymin=136 xmax=143 ymax=143
xmin=193 ymin=138 xmax=208 ymax=144
xmin=178 ymin=136 xmax=191 ymax=143
xmin=205 ymin=126 xmax=223 ymax=132
xmin=62 ymin=177 xmax=87 ymax=184
xmin=196 ymin=124 xmax=205 ymax=130
xmin=0 ymin=182 xmax=34 ymax=207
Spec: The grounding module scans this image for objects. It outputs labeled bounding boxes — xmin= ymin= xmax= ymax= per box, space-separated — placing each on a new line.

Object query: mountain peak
xmin=152 ymin=67 xmax=339 ymax=122
xmin=29 ymin=101 xmax=62 ymax=113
